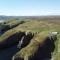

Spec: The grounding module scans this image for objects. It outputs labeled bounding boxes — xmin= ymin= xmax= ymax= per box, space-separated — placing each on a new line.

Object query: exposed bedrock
xmin=0 ymin=32 xmax=34 ymax=49
xmin=20 ymin=32 xmax=34 ymax=48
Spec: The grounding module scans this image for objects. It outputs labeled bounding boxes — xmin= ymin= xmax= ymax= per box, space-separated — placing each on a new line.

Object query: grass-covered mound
xmin=4 ymin=19 xmax=25 ymax=28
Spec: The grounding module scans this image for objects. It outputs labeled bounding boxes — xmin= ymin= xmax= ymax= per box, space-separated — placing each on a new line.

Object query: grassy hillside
xmin=0 ymin=19 xmax=60 ymax=60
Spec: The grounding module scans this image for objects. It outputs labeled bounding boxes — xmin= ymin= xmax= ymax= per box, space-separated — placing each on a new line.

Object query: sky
xmin=0 ymin=0 xmax=60 ymax=16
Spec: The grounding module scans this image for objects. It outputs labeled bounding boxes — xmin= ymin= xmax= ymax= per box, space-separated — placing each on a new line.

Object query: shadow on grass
xmin=0 ymin=45 xmax=20 ymax=60
xmin=0 ymin=32 xmax=25 ymax=60
xmin=30 ymin=37 xmax=56 ymax=60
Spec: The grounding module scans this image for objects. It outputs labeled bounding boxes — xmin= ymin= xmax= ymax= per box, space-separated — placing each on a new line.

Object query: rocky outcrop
xmin=30 ymin=37 xmax=56 ymax=60
xmin=12 ymin=33 xmax=57 ymax=60
xmin=0 ymin=32 xmax=34 ymax=49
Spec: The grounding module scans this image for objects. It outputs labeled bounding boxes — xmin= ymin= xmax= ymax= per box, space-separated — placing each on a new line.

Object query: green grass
xmin=0 ymin=20 xmax=60 ymax=60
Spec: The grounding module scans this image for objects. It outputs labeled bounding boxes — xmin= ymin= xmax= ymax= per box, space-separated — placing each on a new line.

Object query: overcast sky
xmin=0 ymin=0 xmax=60 ymax=16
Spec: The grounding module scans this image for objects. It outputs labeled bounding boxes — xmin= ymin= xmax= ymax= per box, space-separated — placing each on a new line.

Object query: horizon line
xmin=0 ymin=15 xmax=60 ymax=16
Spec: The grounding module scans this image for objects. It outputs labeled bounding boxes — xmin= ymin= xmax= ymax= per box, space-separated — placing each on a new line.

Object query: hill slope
xmin=0 ymin=19 xmax=60 ymax=60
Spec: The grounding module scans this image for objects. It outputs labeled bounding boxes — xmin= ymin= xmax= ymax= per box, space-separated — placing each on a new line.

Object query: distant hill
xmin=0 ymin=15 xmax=20 ymax=20
xmin=0 ymin=15 xmax=60 ymax=20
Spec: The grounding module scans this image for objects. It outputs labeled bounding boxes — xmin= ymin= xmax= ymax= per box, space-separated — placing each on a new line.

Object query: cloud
xmin=0 ymin=10 xmax=60 ymax=16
